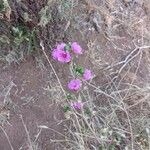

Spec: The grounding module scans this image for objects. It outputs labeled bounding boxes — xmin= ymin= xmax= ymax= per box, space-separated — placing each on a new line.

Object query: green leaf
xmin=11 ymin=25 xmax=30 ymax=46
xmin=28 ymin=30 xmax=35 ymax=53
xmin=64 ymin=44 xmax=71 ymax=51
xmin=38 ymin=6 xmax=51 ymax=27
xmin=14 ymin=37 xmax=24 ymax=46
xmin=99 ymin=145 xmax=105 ymax=150
xmin=23 ymin=12 xmax=32 ymax=22
xmin=108 ymin=144 xmax=115 ymax=150
xmin=3 ymin=0 xmax=10 ymax=8
xmin=75 ymin=66 xmax=84 ymax=75
xmin=63 ymin=105 xmax=70 ymax=112
xmin=0 ymin=35 xmax=10 ymax=44
xmin=0 ymin=1 xmax=4 ymax=12
xmin=66 ymin=94 xmax=72 ymax=100
xmin=11 ymin=27 xmax=20 ymax=36
xmin=84 ymin=107 xmax=92 ymax=116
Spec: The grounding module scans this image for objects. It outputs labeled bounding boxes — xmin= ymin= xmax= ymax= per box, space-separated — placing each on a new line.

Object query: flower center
xmin=73 ymin=84 xmax=77 ymax=88
xmin=61 ymin=53 xmax=67 ymax=58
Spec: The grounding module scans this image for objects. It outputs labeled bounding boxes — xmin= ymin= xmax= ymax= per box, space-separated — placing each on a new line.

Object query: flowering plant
xmin=52 ymin=42 xmax=93 ymax=114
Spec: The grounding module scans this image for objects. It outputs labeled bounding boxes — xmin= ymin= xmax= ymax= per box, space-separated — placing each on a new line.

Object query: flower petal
xmin=52 ymin=49 xmax=71 ymax=63
xmin=71 ymin=42 xmax=82 ymax=54
xmin=57 ymin=43 xmax=66 ymax=51
xmin=68 ymin=79 xmax=81 ymax=91
xmin=83 ymin=69 xmax=92 ymax=80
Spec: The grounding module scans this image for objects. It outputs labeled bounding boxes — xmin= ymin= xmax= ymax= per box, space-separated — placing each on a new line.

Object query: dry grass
xmin=0 ymin=0 xmax=150 ymax=149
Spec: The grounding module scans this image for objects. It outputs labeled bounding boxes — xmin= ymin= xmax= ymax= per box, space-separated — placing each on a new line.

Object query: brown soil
xmin=0 ymin=57 xmax=66 ymax=150
xmin=0 ymin=0 xmax=150 ymax=149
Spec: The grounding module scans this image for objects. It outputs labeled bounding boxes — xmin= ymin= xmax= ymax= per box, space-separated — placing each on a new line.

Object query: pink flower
xmin=83 ymin=69 xmax=92 ymax=80
xmin=57 ymin=43 xmax=66 ymax=51
xmin=71 ymin=42 xmax=82 ymax=54
xmin=52 ymin=49 xmax=58 ymax=60
xmin=71 ymin=101 xmax=83 ymax=110
xmin=52 ymin=49 xmax=71 ymax=63
xmin=68 ymin=79 xmax=81 ymax=91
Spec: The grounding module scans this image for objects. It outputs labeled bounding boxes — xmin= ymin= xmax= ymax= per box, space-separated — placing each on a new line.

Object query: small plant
xmin=10 ymin=23 xmax=37 ymax=54
xmin=52 ymin=42 xmax=93 ymax=129
xmin=0 ymin=0 xmax=4 ymax=12
xmin=0 ymin=0 xmax=11 ymax=20
xmin=52 ymin=42 xmax=93 ymax=91
xmin=63 ymin=104 xmax=71 ymax=112
xmin=11 ymin=26 xmax=30 ymax=46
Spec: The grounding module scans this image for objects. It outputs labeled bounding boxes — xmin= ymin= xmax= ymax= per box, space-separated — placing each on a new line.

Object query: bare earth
xmin=0 ymin=0 xmax=150 ymax=150
xmin=0 ymin=57 xmax=66 ymax=150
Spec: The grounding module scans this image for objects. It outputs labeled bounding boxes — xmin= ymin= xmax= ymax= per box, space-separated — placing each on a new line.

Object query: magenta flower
xmin=71 ymin=101 xmax=83 ymax=110
xmin=83 ymin=69 xmax=92 ymax=80
xmin=71 ymin=42 xmax=82 ymax=54
xmin=52 ymin=49 xmax=58 ymax=60
xmin=57 ymin=43 xmax=66 ymax=51
xmin=68 ymin=79 xmax=81 ymax=91
xmin=52 ymin=49 xmax=71 ymax=63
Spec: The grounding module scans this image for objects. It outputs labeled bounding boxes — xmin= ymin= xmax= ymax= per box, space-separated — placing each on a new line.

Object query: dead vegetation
xmin=0 ymin=0 xmax=150 ymax=149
